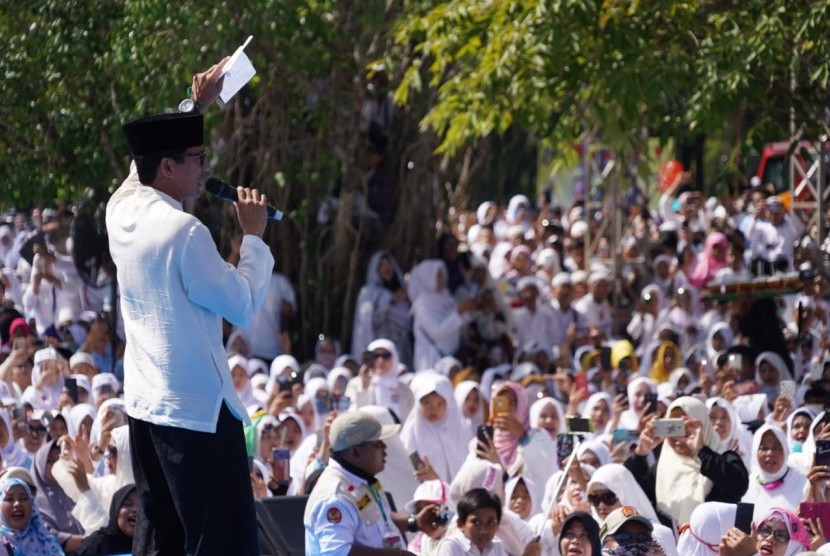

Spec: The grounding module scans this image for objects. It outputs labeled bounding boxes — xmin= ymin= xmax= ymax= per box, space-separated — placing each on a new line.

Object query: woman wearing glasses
xmin=719 ymin=507 xmax=811 ymax=556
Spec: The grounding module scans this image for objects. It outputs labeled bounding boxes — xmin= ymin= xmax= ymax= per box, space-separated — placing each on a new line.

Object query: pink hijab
xmin=689 ymin=232 xmax=728 ymax=288
xmin=492 ymin=381 xmax=530 ymax=466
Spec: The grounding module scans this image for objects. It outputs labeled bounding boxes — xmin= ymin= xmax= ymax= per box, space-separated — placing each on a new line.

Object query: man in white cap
xmin=305 ymin=410 xmax=440 ymax=554
xmin=550 ymin=272 xmax=578 ymax=348
xmin=574 ymin=271 xmax=613 ymax=338
xmin=511 ymin=277 xmax=557 ymax=350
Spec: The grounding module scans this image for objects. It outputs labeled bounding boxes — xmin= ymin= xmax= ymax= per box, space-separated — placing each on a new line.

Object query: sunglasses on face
xmin=588 ymin=491 xmax=618 ymax=506
xmin=611 ymin=531 xmax=652 ymax=546
xmin=28 ymin=425 xmax=47 ymax=437
xmin=373 ymin=351 xmax=393 ymax=360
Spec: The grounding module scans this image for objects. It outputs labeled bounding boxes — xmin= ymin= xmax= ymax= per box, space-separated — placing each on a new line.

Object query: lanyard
xmin=366 ymin=483 xmax=388 ymax=524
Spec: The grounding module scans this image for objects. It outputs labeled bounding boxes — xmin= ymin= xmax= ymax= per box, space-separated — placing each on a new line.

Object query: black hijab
xmin=75 ymin=484 xmax=137 ymax=555
xmin=559 ymin=511 xmax=602 ymax=556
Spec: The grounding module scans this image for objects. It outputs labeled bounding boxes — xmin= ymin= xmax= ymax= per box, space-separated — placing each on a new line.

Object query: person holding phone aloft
xmin=624 ymin=396 xmax=749 ymax=528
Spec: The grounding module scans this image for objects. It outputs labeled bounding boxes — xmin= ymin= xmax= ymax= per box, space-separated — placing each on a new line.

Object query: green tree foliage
xmin=395 ymin=0 xmax=830 ymax=162
xmin=0 ymin=0 xmax=422 ymax=354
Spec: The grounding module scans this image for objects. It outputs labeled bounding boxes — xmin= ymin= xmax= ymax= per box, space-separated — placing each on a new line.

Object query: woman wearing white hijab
xmin=454 ymin=381 xmax=484 ymax=442
xmin=66 ymin=403 xmax=96 ymax=438
xmin=408 ymin=260 xmax=475 ymax=371
xmin=789 ymin=410 xmax=825 ymax=476
xmin=228 ymin=353 xmax=259 ymax=409
xmin=705 ymin=321 xmax=733 ymax=365
xmin=265 ymin=354 xmax=300 ymax=394
xmin=576 ymin=439 xmax=610 ymax=469
xmin=581 ymin=392 xmax=614 ymax=438
xmin=627 ymin=396 xmax=749 ymax=528
xmin=53 ymin=424 xmax=135 ymax=533
xmin=742 ymin=423 xmax=808 ymax=520
xmin=586 ymin=463 xmax=659 ymax=524
xmin=529 ymin=397 xmax=565 ymax=441
xmin=362 ymin=404 xmax=419 ymax=514
xmin=345 ymin=338 xmax=414 ymax=422
xmin=706 ymin=396 xmax=753 ymax=470
xmin=618 ymin=377 xmax=657 ymax=431
xmin=0 ymin=409 xmax=31 ymax=469
xmin=448 ymin=459 xmax=536 ymax=555
xmin=586 ymin=462 xmax=678 ymax=555
xmin=350 ymin=251 xmax=412 ymax=366
xmin=658 ymin=397 xmax=748 ymax=526
xmin=401 ymin=372 xmax=468 ymax=483
xmin=303 ymin=376 xmax=331 ymax=433
xmin=503 ymin=476 xmax=541 ymax=522
xmin=676 ymin=501 xmax=736 ymax=555
xmin=21 ymin=347 xmax=65 ymax=411
xmin=756 ymin=351 xmax=794 ymax=409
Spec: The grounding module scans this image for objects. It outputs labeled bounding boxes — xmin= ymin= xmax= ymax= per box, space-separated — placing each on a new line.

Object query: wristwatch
xmin=407 ymin=514 xmax=418 ymax=533
xmin=178 ymin=98 xmax=200 ymax=114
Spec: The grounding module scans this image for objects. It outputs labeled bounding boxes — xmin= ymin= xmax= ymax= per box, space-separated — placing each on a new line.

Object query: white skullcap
xmin=570 ymin=220 xmax=588 ymax=239
xmin=571 ymin=270 xmax=588 ymax=284
xmin=588 ymin=271 xmax=611 ymax=285
xmin=69 ymin=352 xmax=97 ymax=370
xmin=552 ymin=272 xmax=572 ymax=288
xmin=56 ymin=307 xmax=76 ymax=325
xmin=227 ymin=354 xmax=252 ymax=377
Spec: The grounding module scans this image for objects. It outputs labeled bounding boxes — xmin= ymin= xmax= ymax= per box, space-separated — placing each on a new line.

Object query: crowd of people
xmin=2 ymin=165 xmax=830 ymax=556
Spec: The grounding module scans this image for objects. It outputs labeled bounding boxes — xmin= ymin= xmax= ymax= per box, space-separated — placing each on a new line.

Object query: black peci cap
xmin=122 ymin=112 xmax=204 ymax=157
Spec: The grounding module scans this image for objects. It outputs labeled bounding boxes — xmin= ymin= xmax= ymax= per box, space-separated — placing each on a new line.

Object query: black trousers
xmin=128 ymin=403 xmax=258 ymax=555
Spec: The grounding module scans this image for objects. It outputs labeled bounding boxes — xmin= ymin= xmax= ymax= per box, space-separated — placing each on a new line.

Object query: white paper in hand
xmin=220 ymin=35 xmax=256 ymax=103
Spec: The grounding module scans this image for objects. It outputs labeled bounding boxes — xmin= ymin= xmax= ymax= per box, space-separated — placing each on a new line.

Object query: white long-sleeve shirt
xmin=106 ymin=170 xmax=273 ymax=432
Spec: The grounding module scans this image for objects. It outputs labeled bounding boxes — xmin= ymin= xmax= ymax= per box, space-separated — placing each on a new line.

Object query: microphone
xmin=204 ymin=177 xmax=285 ymax=221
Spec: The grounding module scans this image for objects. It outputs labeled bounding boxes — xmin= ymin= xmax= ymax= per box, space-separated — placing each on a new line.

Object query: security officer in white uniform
xmin=304 ymin=410 xmax=440 ymax=555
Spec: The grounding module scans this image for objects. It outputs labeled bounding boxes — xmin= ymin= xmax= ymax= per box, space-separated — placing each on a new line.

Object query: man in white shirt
xmin=511 ymin=277 xmax=558 ymax=350
xmin=574 ymin=271 xmax=613 ymax=338
xmin=107 ymin=61 xmax=273 ymax=555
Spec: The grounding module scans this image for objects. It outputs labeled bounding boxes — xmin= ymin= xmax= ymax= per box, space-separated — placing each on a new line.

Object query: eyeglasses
xmin=27 ymin=425 xmax=47 ymax=437
xmin=182 ymin=151 xmax=207 ymax=166
xmin=611 ymin=531 xmax=653 ymax=546
xmin=757 ymin=525 xmax=790 ymax=544
xmin=373 ymin=351 xmax=393 ymax=360
xmin=588 ymin=491 xmax=618 ymax=506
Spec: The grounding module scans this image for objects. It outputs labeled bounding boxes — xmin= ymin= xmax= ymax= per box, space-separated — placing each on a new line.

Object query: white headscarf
xmin=26 ymin=348 xmax=63 ymax=410
xmin=577 ymin=439 xmax=611 ymax=468
xmin=89 ymin=398 xmax=127 ymax=446
xmin=400 ymin=372 xmax=468 ymax=483
xmin=676 ymin=501 xmax=736 ymax=555
xmin=705 ymin=396 xmax=753 ymax=469
xmin=529 ymin=396 xmax=565 ymax=439
xmin=366 ymin=338 xmax=409 ymax=421
xmin=706 ymin=321 xmax=733 ymax=363
xmin=266 ymin=355 xmax=300 ymax=394
xmin=66 ymin=403 xmax=96 ymax=438
xmin=655 ymin=396 xmax=723 ymax=525
xmin=304 ymin=377 xmax=330 ymax=432
xmin=454 ymin=381 xmax=483 ymax=441
xmin=0 ymin=409 xmax=30 ymax=468
xmin=361 ymin=405 xmax=419 ymax=513
xmin=587 ymin=463 xmax=660 ymax=524
xmin=619 ymin=377 xmax=657 ymax=430
xmin=742 ymin=424 xmax=807 ymax=521
xmin=504 ymin=476 xmax=541 ymax=521
xmin=581 ymin=392 xmax=614 ymax=435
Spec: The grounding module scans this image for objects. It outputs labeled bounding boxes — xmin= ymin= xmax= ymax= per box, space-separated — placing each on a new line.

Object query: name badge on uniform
xmin=383 ymin=532 xmax=402 ymax=549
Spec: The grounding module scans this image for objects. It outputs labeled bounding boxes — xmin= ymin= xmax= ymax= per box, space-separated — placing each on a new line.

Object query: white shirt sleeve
xmin=179 ymin=226 xmax=273 ymax=327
